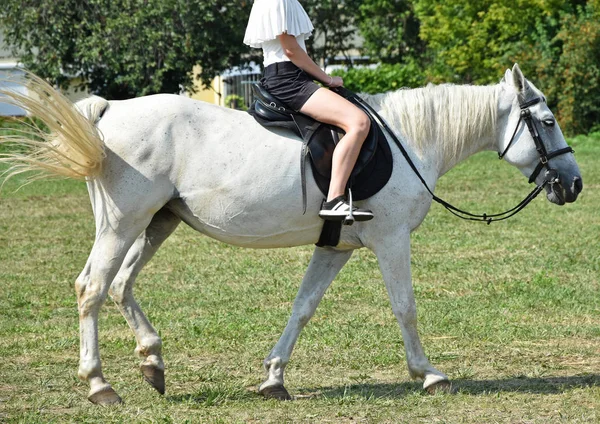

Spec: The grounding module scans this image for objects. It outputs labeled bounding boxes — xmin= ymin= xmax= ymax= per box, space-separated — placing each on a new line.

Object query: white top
xmin=243 ymin=0 xmax=314 ymax=67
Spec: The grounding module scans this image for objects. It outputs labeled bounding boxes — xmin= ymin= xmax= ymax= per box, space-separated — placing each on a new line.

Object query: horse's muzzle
xmin=546 ymin=175 xmax=583 ymax=205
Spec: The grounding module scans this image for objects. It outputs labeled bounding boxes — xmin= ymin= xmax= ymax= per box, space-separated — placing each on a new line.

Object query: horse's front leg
xmin=259 ymin=247 xmax=353 ymax=400
xmin=373 ymin=230 xmax=451 ymax=393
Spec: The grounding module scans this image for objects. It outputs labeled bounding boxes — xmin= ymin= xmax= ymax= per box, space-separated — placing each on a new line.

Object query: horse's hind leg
xmin=260 ymin=247 xmax=353 ymax=400
xmin=108 ymin=207 xmax=181 ymax=395
xmin=75 ymin=214 xmax=154 ymax=405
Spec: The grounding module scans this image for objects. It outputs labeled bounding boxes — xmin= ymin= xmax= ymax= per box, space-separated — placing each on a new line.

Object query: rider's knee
xmin=353 ymin=112 xmax=371 ymax=139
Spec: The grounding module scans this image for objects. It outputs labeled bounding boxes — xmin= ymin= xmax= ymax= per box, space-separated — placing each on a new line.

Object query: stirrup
xmin=343 ymin=189 xmax=355 ymax=226
xmin=318 ymin=190 xmax=374 ymax=223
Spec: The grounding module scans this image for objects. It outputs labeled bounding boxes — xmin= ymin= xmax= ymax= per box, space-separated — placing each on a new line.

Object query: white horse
xmin=0 ymin=64 xmax=582 ymax=404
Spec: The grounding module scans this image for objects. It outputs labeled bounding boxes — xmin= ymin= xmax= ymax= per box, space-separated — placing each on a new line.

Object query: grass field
xmin=0 ymin=128 xmax=599 ymax=423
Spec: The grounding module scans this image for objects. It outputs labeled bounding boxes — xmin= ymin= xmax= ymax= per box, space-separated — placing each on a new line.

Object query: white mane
xmin=364 ymin=84 xmax=500 ymax=163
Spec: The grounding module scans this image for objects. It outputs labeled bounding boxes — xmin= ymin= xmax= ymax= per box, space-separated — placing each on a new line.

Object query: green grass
xmin=0 ymin=132 xmax=599 ymax=423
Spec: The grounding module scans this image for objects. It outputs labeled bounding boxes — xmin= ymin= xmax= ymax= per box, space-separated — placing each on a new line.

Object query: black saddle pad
xmin=248 ymin=84 xmax=393 ymax=201
xmin=308 ymin=115 xmax=392 ymax=201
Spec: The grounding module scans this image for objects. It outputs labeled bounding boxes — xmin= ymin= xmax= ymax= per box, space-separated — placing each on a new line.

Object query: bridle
xmin=498 ymin=96 xmax=574 ymax=184
xmin=341 ymin=88 xmax=575 ymax=224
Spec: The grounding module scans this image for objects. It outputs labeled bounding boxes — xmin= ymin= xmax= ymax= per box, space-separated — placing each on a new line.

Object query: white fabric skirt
xmin=244 ymin=0 xmax=314 ymax=48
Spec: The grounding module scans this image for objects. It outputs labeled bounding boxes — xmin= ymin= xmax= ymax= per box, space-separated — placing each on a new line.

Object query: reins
xmin=334 ymin=87 xmax=573 ymax=225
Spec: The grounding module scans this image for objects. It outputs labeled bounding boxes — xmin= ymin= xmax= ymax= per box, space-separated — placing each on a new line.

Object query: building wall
xmin=187 ymin=64 xmax=262 ymax=109
xmin=188 ymin=65 xmax=224 ymax=105
xmin=0 ymin=31 xmax=28 ymax=116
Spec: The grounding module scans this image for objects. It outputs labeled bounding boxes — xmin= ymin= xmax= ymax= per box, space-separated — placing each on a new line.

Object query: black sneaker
xmin=318 ymin=196 xmax=374 ymax=222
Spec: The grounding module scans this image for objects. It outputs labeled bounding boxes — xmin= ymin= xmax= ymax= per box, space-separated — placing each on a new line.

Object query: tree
xmin=0 ymin=0 xmax=255 ymax=99
xmin=412 ymin=0 xmax=577 ymax=84
xmin=552 ymin=3 xmax=600 ymax=134
xmin=302 ymin=0 xmax=362 ymax=67
xmin=528 ymin=2 xmax=600 ymax=135
xmin=356 ymin=0 xmax=424 ymax=64
xmin=303 ymin=0 xmax=424 ymax=68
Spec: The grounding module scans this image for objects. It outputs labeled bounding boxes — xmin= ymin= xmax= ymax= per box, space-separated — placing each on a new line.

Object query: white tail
xmin=0 ymin=71 xmax=107 ymax=182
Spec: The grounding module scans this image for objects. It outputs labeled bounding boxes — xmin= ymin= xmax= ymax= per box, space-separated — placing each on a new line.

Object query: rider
xmin=244 ymin=0 xmax=374 ymax=222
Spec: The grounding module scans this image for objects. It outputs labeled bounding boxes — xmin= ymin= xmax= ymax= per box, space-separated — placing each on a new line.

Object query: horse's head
xmin=497 ymin=64 xmax=582 ymax=205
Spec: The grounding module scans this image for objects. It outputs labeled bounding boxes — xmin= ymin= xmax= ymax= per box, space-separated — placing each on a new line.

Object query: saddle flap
xmin=306 ymin=116 xmax=379 ymax=181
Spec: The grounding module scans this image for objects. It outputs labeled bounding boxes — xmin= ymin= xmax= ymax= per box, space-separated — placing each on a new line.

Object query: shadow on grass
xmin=163 ymin=374 xmax=600 ymax=404
xmin=295 ymin=374 xmax=600 ymax=399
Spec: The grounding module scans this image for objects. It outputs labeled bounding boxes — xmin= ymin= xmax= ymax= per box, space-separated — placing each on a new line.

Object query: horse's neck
xmin=435 ymin=129 xmax=496 ymax=177
xmin=366 ymin=84 xmax=501 ymax=178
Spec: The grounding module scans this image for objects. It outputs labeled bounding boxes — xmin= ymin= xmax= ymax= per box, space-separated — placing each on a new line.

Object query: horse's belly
xmin=167 ymin=195 xmax=323 ymax=248
xmin=170 ymin=134 xmax=327 ymax=248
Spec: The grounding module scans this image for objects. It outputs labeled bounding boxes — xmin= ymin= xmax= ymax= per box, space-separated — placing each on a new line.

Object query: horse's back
xmin=92 ymin=94 xmax=326 ymax=247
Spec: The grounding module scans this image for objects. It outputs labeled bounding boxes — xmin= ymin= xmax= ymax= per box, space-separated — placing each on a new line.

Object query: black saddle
xmin=248 ymin=83 xmax=392 ymax=204
xmin=248 ymin=83 xmax=393 ymax=247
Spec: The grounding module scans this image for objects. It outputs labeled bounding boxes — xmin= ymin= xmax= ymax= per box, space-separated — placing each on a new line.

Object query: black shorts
xmin=261 ymin=62 xmax=321 ymax=112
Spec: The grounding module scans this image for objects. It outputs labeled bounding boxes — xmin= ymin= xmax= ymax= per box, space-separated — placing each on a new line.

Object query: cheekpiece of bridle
xmin=498 ymin=96 xmax=574 ymax=185
xmin=342 ymin=87 xmax=575 ymax=225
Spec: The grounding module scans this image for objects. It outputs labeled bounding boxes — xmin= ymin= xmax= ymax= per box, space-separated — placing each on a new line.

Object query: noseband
xmin=498 ymin=97 xmax=574 ymax=184
xmin=340 ymin=88 xmax=575 ymax=224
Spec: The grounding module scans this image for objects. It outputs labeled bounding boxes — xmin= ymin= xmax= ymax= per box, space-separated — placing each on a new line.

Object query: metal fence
xmin=222 ymin=72 xmax=262 ymax=109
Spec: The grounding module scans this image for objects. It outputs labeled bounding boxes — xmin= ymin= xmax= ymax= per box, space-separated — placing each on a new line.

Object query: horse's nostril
xmin=573 ymin=176 xmax=583 ymax=194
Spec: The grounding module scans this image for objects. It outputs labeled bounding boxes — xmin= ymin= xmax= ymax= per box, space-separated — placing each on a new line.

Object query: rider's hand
xmin=327 ymin=76 xmax=344 ymax=88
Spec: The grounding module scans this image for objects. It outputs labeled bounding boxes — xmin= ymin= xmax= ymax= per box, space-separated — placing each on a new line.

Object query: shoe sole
xmin=319 ymin=213 xmax=374 ymax=222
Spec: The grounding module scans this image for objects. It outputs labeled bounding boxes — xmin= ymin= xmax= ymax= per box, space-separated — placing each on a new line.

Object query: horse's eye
xmin=543 ymin=119 xmax=555 ymax=127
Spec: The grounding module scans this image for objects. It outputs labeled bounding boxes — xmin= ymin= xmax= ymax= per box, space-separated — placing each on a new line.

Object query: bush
xmin=332 ymin=61 xmax=427 ymax=94
xmin=551 ymin=5 xmax=600 ymax=136
xmin=224 ymin=94 xmax=248 ymax=111
xmin=488 ymin=4 xmax=600 ymax=136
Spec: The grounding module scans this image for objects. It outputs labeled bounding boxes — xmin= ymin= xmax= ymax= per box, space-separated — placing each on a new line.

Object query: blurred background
xmin=1 ymin=0 xmax=598 ymax=136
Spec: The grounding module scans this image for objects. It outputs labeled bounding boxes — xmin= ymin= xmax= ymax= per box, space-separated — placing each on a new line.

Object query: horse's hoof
xmin=259 ymin=384 xmax=292 ymax=400
xmin=425 ymin=379 xmax=453 ymax=395
xmin=88 ymin=386 xmax=123 ymax=405
xmin=141 ymin=364 xmax=165 ymax=395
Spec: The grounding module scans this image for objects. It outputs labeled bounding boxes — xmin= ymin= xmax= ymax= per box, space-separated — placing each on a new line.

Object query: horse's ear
xmin=511 ymin=63 xmax=526 ymax=94
xmin=502 ymin=68 xmax=512 ymax=84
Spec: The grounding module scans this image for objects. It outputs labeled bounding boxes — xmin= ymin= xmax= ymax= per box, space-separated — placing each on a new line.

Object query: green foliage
xmin=332 ymin=61 xmax=426 ymax=94
xmin=303 ymin=0 xmax=425 ymax=69
xmin=224 ymin=94 xmax=247 ymax=111
xmin=413 ymin=0 xmax=571 ymax=84
xmin=356 ymin=0 xmax=424 ymax=63
xmin=511 ymin=2 xmax=600 ymax=136
xmin=410 ymin=0 xmax=600 ymax=135
xmin=551 ymin=4 xmax=600 ymax=135
xmin=0 ymin=0 xmax=254 ymax=99
xmin=2 ymin=0 xmax=600 ymax=133
xmin=303 ymin=0 xmax=362 ymax=66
